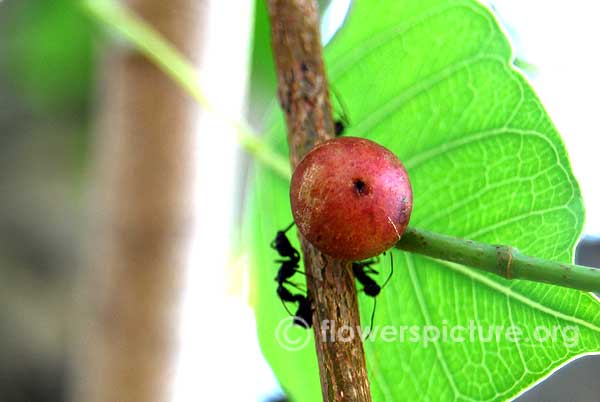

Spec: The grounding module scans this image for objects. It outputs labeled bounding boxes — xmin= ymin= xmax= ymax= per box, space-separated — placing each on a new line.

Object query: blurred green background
xmin=0 ymin=1 xmax=91 ymax=400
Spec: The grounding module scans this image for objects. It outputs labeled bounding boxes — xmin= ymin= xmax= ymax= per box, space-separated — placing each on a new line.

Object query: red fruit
xmin=290 ymin=137 xmax=413 ymax=261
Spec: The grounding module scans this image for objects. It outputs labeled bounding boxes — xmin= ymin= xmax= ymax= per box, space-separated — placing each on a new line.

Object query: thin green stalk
xmin=397 ymin=227 xmax=600 ymax=293
xmin=82 ymin=0 xmax=290 ymax=180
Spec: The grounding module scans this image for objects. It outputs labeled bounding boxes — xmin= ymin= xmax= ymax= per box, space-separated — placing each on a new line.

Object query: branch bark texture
xmin=266 ymin=1 xmax=372 ymax=401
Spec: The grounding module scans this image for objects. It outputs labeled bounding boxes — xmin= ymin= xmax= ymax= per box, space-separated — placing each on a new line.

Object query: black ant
xmin=352 ymin=254 xmax=394 ymax=338
xmin=272 ymin=222 xmax=304 ymax=295
xmin=293 ymin=294 xmax=313 ymax=328
xmin=272 ymin=222 xmax=313 ymax=328
xmin=331 ymin=86 xmax=350 ymax=137
xmin=334 ymin=118 xmax=347 ymax=136
xmin=271 ymin=222 xmax=300 ymax=261
xmin=275 ymin=283 xmax=313 ymax=328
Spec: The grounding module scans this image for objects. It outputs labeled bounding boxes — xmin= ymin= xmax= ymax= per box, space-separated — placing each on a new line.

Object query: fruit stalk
xmin=398 ymin=227 xmax=600 ymax=292
xmin=266 ymin=1 xmax=373 ymax=402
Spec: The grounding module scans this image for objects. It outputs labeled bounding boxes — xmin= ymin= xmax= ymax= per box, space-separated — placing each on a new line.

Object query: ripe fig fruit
xmin=290 ymin=137 xmax=413 ymax=261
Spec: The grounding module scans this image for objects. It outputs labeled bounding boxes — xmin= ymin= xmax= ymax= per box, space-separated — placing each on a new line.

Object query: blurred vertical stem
xmin=75 ymin=0 xmax=203 ymax=401
xmin=266 ymin=1 xmax=373 ymax=401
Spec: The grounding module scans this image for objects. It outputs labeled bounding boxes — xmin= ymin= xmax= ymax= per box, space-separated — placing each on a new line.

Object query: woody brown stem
xmin=266 ymin=1 xmax=372 ymax=401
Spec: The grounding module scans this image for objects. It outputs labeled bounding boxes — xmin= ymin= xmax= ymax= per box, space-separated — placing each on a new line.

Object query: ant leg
xmin=364 ymin=297 xmax=377 ymax=341
xmin=380 ymin=252 xmax=394 ymax=290
xmin=282 ymin=267 xmax=307 ymax=276
xmin=279 ymin=299 xmax=293 ymax=316
xmin=274 ymin=259 xmax=301 ymax=265
xmin=363 ymin=266 xmax=379 ymax=275
xmin=292 ymin=269 xmax=317 ymax=281
xmin=284 ymin=280 xmax=307 ymax=293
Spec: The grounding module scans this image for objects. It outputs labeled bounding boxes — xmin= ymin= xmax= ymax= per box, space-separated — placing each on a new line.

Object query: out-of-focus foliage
xmin=0 ymin=1 xmax=94 ymax=401
xmin=248 ymin=0 xmax=276 ymax=116
xmin=0 ymin=0 xmax=92 ymax=113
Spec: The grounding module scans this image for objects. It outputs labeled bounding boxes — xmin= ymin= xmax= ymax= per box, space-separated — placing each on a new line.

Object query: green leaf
xmin=245 ymin=0 xmax=599 ymax=401
xmin=248 ymin=0 xmax=277 ymax=116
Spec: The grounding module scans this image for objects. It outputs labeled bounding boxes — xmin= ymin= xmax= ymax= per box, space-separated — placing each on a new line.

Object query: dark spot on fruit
xmin=353 ymin=179 xmax=369 ymax=196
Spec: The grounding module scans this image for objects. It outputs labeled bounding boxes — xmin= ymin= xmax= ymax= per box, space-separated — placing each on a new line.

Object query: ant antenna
xmin=281 ymin=221 xmax=295 ymax=233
